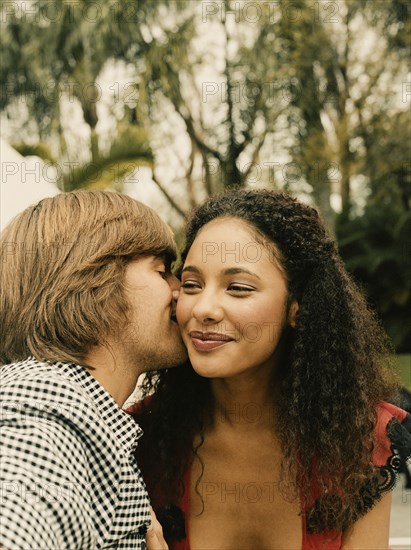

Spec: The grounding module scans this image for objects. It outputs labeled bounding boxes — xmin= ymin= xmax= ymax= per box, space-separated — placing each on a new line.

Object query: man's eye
xmin=158 ymin=271 xmax=168 ymax=279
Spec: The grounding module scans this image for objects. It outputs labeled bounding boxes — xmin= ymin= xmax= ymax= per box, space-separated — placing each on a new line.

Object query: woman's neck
xmin=209 ymin=362 xmax=280 ymax=433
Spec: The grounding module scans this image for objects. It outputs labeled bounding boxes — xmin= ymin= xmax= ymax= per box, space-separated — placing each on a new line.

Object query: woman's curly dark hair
xmin=135 ymin=189 xmax=399 ymax=536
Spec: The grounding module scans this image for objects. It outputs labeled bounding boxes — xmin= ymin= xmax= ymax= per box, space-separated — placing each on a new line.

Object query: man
xmin=0 ymin=191 xmax=187 ymax=549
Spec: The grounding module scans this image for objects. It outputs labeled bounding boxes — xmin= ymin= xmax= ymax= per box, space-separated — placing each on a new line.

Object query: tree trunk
xmin=90 ymin=127 xmax=99 ymax=164
xmin=222 ymin=158 xmax=243 ymax=188
xmin=310 ymin=165 xmax=335 ymax=234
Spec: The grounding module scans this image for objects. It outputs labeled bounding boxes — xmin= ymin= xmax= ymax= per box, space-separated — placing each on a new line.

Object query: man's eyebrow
xmin=154 ymin=252 xmax=176 ymax=267
xmin=163 ymin=249 xmax=177 ymax=262
xmin=181 ymin=265 xmax=260 ymax=279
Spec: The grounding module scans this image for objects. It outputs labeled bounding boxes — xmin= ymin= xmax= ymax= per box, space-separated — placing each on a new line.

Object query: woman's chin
xmin=192 ymin=365 xmax=217 ymax=378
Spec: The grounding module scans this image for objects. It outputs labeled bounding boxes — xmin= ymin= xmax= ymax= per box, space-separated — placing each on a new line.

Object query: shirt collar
xmin=55 ymin=361 xmax=143 ymax=454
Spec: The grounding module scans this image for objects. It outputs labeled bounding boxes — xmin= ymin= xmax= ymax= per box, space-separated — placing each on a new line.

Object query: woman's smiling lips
xmin=189 ymin=331 xmax=235 ymax=352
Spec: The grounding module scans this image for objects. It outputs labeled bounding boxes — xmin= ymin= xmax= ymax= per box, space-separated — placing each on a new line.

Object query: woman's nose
xmin=192 ymin=289 xmax=223 ymax=324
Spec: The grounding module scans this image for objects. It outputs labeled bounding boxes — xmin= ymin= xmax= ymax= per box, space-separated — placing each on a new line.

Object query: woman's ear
xmin=288 ymin=300 xmax=299 ymax=328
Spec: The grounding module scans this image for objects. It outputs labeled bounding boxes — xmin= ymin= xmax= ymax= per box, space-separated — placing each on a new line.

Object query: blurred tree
xmin=276 ymin=0 xmax=410 ymax=227
xmin=0 ymin=0 xmax=178 ymax=190
xmin=337 ymin=191 xmax=411 ymax=352
xmin=109 ymin=0 xmax=409 ymax=228
xmin=333 ymin=0 xmax=411 ymax=351
xmin=336 ymin=106 xmax=411 ymax=352
xmin=114 ymin=0 xmax=291 ymax=207
xmin=1 ymin=0 xmax=409 ymax=222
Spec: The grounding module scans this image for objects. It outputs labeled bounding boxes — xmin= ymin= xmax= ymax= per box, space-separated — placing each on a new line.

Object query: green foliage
xmin=62 ymin=125 xmax=153 ymax=191
xmin=337 ymin=194 xmax=411 ymax=352
xmin=393 ymin=354 xmax=411 ymax=390
xmin=12 ymin=142 xmax=56 ymax=163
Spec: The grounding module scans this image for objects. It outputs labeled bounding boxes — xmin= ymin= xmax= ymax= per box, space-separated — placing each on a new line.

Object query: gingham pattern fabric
xmin=0 ymin=358 xmax=151 ymax=549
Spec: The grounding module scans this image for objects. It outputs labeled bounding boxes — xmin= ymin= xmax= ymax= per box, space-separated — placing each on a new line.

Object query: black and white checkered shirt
xmin=0 ymin=358 xmax=151 ymax=549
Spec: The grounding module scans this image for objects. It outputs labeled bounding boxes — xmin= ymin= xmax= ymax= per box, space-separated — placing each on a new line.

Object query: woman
xmin=130 ymin=190 xmax=411 ymax=549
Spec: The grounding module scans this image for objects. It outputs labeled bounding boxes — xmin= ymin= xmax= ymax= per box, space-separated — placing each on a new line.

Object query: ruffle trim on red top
xmin=305 ymin=401 xmax=411 ymax=537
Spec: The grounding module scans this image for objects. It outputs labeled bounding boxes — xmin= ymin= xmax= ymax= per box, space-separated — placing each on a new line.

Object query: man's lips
xmin=189 ymin=331 xmax=235 ymax=352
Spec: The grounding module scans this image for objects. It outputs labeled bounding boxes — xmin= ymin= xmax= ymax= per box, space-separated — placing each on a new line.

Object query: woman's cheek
xmin=176 ymin=295 xmax=188 ymax=326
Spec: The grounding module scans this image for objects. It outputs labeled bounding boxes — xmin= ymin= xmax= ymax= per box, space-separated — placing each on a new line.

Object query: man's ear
xmin=288 ymin=300 xmax=299 ymax=328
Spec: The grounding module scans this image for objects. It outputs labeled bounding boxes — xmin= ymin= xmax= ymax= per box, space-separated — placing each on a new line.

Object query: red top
xmin=128 ymin=401 xmax=410 ymax=550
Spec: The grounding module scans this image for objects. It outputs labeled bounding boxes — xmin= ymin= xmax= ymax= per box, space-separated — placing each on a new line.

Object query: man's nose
xmin=169 ymin=274 xmax=181 ymax=298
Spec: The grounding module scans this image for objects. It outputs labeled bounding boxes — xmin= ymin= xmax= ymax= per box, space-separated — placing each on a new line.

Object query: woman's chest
xmin=188 ymin=437 xmax=303 ymax=549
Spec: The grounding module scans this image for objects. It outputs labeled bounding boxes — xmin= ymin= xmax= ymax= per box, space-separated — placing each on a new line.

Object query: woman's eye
xmin=228 ymin=285 xmax=254 ymax=293
xmin=181 ymin=281 xmax=201 ymax=291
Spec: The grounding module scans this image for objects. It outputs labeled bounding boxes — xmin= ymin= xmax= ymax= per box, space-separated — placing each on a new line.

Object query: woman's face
xmin=176 ymin=218 xmax=298 ymax=379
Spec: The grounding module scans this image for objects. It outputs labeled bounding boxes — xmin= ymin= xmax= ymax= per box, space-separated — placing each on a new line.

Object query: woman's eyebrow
xmin=181 ymin=265 xmax=200 ymax=274
xmin=223 ymin=267 xmax=260 ymax=279
xmin=182 ymin=265 xmax=260 ymax=279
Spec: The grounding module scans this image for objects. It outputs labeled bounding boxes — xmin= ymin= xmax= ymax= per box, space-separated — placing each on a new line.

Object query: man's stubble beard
xmin=130 ymin=333 xmax=188 ymax=373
